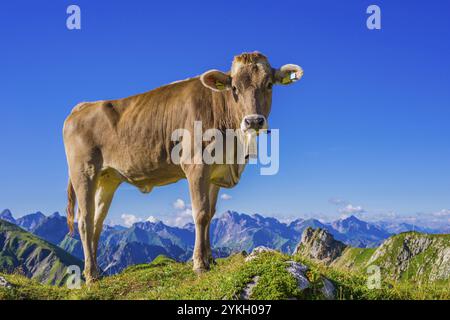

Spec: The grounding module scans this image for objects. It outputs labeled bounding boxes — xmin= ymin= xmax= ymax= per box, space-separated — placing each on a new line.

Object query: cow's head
xmin=200 ymin=52 xmax=303 ymax=133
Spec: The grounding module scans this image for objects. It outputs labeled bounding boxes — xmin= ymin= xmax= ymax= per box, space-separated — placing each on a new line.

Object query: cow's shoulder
xmin=64 ymin=100 xmax=120 ymax=138
xmin=69 ymin=101 xmax=97 ymax=113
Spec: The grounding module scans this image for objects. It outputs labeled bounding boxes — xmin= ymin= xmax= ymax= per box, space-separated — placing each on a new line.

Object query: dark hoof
xmin=85 ymin=277 xmax=100 ymax=286
xmin=83 ymin=271 xmax=100 ymax=286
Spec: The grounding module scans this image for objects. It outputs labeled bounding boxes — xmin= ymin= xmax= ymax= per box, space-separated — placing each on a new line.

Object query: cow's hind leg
xmin=70 ymin=160 xmax=101 ymax=285
xmin=93 ymin=170 xmax=121 ymax=274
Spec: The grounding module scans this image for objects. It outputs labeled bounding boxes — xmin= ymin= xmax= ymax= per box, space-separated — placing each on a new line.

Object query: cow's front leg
xmin=93 ymin=175 xmax=121 ymax=274
xmin=185 ymin=165 xmax=211 ymax=273
xmin=205 ymin=184 xmax=219 ymax=265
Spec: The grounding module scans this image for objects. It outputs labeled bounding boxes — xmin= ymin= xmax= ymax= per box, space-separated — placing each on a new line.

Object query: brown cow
xmin=63 ymin=52 xmax=303 ymax=284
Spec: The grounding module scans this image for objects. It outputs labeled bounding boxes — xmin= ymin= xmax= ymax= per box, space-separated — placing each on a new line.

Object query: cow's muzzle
xmin=241 ymin=114 xmax=267 ymax=132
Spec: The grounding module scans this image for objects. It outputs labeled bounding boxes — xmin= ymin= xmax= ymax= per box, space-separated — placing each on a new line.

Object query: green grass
xmin=0 ymin=252 xmax=310 ymax=300
xmin=0 ymin=274 xmax=71 ymax=300
xmin=2 ymin=250 xmax=449 ymax=300
xmin=80 ymin=251 xmax=304 ymax=300
xmin=330 ymin=247 xmax=373 ymax=270
xmin=294 ymin=254 xmax=450 ymax=300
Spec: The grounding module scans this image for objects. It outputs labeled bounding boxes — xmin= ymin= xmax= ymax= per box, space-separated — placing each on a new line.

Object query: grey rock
xmin=245 ymin=246 xmax=277 ymax=262
xmin=285 ymin=260 xmax=308 ymax=273
xmin=285 ymin=261 xmax=310 ymax=290
xmin=0 ymin=276 xmax=13 ymax=289
xmin=240 ymin=276 xmax=260 ymax=299
xmin=285 ymin=261 xmax=336 ymax=299
xmin=321 ymin=278 xmax=336 ymax=300
xmin=431 ymin=246 xmax=450 ymax=281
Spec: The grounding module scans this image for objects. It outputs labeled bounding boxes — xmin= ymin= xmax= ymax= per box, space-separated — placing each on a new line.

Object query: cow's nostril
xmin=257 ymin=118 xmax=265 ymax=126
xmin=245 ymin=118 xmax=251 ymax=126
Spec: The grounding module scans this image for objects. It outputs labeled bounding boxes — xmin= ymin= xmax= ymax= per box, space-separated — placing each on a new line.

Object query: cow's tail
xmin=66 ymin=178 xmax=76 ymax=235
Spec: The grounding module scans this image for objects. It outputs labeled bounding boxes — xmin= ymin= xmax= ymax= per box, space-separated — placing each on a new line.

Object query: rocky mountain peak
xmin=341 ymin=215 xmax=361 ymax=223
xmin=294 ymin=227 xmax=347 ymax=264
xmin=222 ymin=210 xmax=240 ymax=219
xmin=16 ymin=211 xmax=46 ymax=231
xmin=333 ymin=215 xmax=364 ymax=230
xmin=49 ymin=211 xmax=61 ymax=219
xmin=135 ymin=220 xmax=165 ymax=231
xmin=0 ymin=209 xmax=15 ymax=223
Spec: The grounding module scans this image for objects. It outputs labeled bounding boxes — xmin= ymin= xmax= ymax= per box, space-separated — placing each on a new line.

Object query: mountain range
xmin=1 ymin=208 xmax=448 ymax=277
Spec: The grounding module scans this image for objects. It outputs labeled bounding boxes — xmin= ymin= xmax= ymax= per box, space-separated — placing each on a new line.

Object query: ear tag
xmin=215 ymin=81 xmax=225 ymax=90
xmin=290 ymin=72 xmax=297 ymax=81
xmin=281 ymin=75 xmax=291 ymax=84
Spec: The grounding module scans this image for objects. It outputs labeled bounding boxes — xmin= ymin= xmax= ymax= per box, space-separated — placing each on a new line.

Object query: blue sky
xmin=0 ymin=0 xmax=449 ymax=226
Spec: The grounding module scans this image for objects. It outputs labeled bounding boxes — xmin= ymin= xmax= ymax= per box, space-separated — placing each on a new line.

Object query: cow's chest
xmin=210 ymin=164 xmax=247 ymax=188
xmin=113 ymin=164 xmax=185 ymax=193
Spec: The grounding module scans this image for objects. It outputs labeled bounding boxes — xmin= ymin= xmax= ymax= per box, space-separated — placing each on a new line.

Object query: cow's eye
xmin=232 ymin=86 xmax=238 ymax=94
xmin=267 ymin=82 xmax=273 ymax=90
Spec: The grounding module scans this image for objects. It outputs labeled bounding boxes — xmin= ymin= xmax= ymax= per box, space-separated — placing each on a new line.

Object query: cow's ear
xmin=274 ymin=64 xmax=303 ymax=85
xmin=200 ymin=69 xmax=232 ymax=92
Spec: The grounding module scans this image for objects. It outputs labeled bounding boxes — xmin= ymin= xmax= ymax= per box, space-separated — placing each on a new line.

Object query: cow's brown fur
xmin=233 ymin=52 xmax=267 ymax=64
xmin=63 ymin=52 xmax=303 ymax=284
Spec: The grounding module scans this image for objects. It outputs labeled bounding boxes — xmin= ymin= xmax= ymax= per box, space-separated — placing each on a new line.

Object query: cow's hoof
xmin=193 ymin=266 xmax=209 ymax=275
xmin=84 ymin=270 xmax=100 ymax=286
xmin=85 ymin=276 xmax=100 ymax=286
xmin=203 ymin=257 xmax=215 ymax=268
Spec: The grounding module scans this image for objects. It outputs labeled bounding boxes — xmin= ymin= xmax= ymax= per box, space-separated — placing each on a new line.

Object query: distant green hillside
xmin=331 ymin=232 xmax=450 ymax=285
xmin=0 ymin=220 xmax=83 ymax=286
xmin=1 ymin=250 xmax=449 ymax=300
xmin=295 ymin=227 xmax=450 ymax=288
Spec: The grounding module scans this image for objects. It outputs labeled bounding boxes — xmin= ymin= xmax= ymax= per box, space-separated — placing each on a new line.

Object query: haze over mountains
xmin=1 ymin=208 xmax=448 ymax=276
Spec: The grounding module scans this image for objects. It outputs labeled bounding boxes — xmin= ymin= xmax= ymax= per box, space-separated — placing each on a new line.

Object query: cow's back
xmin=63 ymin=77 xmax=217 ymax=186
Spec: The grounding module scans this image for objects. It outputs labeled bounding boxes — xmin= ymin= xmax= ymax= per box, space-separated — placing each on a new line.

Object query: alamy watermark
xmin=67 ymin=5 xmax=381 ymax=31
xmin=66 ymin=5 xmax=81 ymax=30
xmin=366 ymin=265 xmax=381 ymax=289
xmin=170 ymin=121 xmax=279 ymax=176
xmin=66 ymin=265 xmax=81 ymax=289
xmin=367 ymin=5 xmax=381 ymax=30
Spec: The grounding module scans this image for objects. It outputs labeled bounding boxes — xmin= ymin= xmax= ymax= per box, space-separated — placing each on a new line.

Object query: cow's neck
xmin=210 ymin=90 xmax=242 ymax=132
